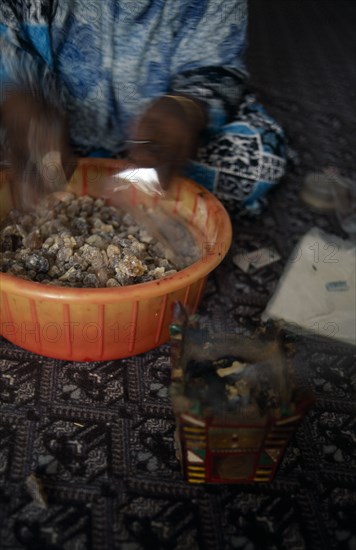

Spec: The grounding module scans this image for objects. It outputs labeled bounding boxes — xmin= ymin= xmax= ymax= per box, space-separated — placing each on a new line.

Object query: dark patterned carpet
xmin=1 ymin=1 xmax=356 ymax=549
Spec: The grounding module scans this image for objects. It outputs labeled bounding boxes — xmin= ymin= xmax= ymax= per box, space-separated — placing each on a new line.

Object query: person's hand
xmin=1 ymin=89 xmax=76 ymax=209
xmin=127 ymin=95 xmax=207 ymax=188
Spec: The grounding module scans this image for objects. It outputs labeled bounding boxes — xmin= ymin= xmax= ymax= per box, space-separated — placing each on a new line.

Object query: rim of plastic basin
xmin=0 ymin=160 xmax=232 ymax=302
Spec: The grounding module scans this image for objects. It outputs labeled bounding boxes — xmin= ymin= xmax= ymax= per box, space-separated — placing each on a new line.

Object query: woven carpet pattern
xmin=1 ymin=1 xmax=356 ymax=548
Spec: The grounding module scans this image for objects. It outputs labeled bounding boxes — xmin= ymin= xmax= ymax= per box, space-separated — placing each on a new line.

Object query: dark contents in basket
xmin=0 ymin=192 xmax=198 ymax=288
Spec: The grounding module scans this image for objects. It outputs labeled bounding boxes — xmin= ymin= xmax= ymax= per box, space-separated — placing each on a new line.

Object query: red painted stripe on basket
xmin=1 ymin=291 xmax=14 ymax=325
xmin=82 ymin=165 xmax=88 ymax=195
xmin=130 ymin=185 xmax=137 ymax=207
xmin=155 ymin=294 xmax=168 ymax=344
xmin=193 ymin=278 xmax=206 ymax=312
xmin=129 ymin=301 xmax=139 ymax=353
xmin=173 ymin=184 xmax=181 ymax=214
xmin=63 ymin=303 xmax=72 ymax=358
xmin=190 ymin=193 xmax=198 ymax=225
xmin=98 ymin=304 xmax=105 ymax=358
xmin=29 ymin=299 xmax=41 ymax=352
xmin=183 ymin=285 xmax=190 ymax=307
xmin=206 ymin=203 xmax=211 ymax=230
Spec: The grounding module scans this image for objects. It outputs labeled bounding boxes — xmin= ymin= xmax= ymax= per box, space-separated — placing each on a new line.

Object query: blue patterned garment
xmin=0 ymin=0 xmax=286 ymax=210
xmin=0 ymin=1 xmax=247 ymax=153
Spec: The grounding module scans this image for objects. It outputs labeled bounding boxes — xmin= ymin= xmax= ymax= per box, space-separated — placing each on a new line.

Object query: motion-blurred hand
xmin=1 ymin=90 xmax=76 ymax=210
xmin=127 ymin=95 xmax=207 ymax=188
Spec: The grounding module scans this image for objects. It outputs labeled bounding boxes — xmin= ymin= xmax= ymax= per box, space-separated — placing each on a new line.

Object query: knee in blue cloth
xmin=184 ymin=108 xmax=287 ymax=212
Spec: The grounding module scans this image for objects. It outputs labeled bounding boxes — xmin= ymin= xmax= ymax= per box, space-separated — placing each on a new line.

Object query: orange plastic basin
xmin=0 ymin=158 xmax=232 ymax=361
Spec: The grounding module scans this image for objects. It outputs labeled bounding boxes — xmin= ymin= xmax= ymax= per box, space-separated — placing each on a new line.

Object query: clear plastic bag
xmin=102 ymin=169 xmax=202 ymax=269
xmin=111 ymin=167 xmax=164 ymax=197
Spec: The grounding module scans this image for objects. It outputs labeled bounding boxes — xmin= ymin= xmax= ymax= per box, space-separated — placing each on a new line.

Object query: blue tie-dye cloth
xmin=0 ymin=0 xmax=248 ymax=156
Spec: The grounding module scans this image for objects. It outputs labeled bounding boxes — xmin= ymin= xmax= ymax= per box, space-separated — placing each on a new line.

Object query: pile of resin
xmin=0 ymin=193 xmax=182 ymax=288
